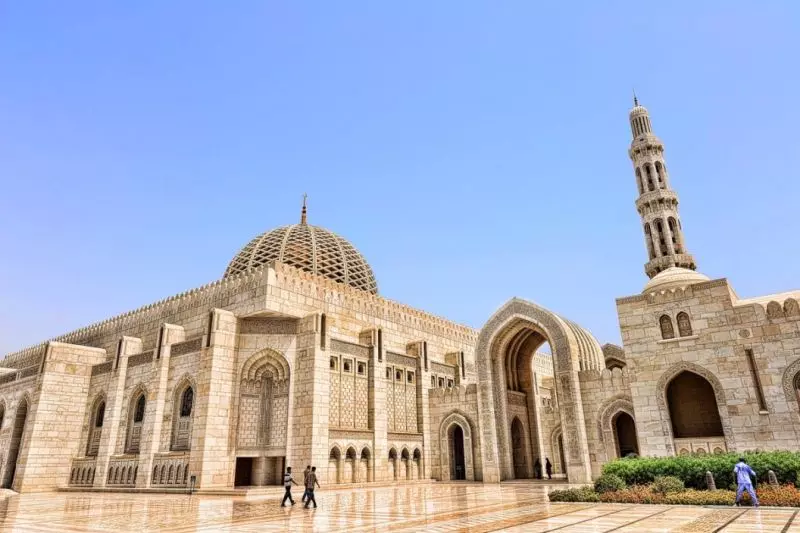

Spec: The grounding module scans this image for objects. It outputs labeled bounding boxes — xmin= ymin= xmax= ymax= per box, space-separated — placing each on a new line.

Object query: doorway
xmin=613 ymin=412 xmax=639 ymax=457
xmin=3 ymin=400 xmax=28 ymax=489
xmin=449 ymin=424 xmax=466 ymax=480
xmin=557 ymin=434 xmax=566 ymax=478
xmin=234 ymin=457 xmax=253 ymax=487
xmin=511 ymin=417 xmax=529 ymax=478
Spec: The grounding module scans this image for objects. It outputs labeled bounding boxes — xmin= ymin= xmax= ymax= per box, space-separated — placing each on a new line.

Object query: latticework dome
xmin=224 ymin=201 xmax=378 ymax=294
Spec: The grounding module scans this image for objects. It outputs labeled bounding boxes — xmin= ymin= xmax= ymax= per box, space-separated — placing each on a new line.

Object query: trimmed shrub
xmin=594 ymin=473 xmax=626 ymax=494
xmin=600 ymin=485 xmax=662 ymax=504
xmin=548 ymin=486 xmax=599 ymax=502
xmin=757 ymin=484 xmax=800 ymax=507
xmin=651 ymin=476 xmax=685 ymax=494
xmin=664 ymin=489 xmax=737 ymax=506
xmin=602 ymin=451 xmax=800 ymax=489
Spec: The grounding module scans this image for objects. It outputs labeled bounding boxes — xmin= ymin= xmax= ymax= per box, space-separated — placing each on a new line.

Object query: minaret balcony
xmin=636 ymin=189 xmax=678 ymax=211
xmin=645 ymin=254 xmax=697 ymax=279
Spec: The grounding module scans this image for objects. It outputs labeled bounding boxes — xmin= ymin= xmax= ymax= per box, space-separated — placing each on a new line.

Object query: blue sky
xmin=1 ymin=2 xmax=799 ymax=354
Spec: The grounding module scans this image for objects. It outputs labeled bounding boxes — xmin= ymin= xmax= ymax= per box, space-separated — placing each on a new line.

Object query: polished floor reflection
xmin=0 ymin=483 xmax=797 ymax=532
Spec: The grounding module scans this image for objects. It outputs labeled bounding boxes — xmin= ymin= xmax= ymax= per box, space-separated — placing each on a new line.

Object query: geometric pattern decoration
xmin=224 ymin=223 xmax=378 ymax=294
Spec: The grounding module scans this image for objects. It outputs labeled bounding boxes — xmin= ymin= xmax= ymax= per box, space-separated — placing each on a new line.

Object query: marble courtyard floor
xmin=0 ymin=482 xmax=798 ymax=532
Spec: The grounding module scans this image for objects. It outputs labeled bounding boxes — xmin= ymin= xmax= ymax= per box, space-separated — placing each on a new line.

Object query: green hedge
xmin=602 ymin=451 xmax=800 ymax=489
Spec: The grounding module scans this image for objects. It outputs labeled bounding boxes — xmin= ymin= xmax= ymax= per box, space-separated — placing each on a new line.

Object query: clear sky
xmin=2 ymin=2 xmax=799 ymax=355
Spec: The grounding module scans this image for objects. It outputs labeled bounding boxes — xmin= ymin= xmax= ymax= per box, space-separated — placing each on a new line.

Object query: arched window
xmin=180 ymin=388 xmax=193 ymax=417
xmin=636 ymin=168 xmax=644 ymax=195
xmin=676 ymin=312 xmax=692 ymax=337
xmin=172 ymin=385 xmax=194 ymax=451
xmin=646 ymin=164 xmax=655 ymax=191
xmin=95 ymin=402 xmax=105 ymax=427
xmin=655 ymin=161 xmax=665 ymax=188
xmin=660 ymin=315 xmax=675 ymax=340
xmin=667 ymin=217 xmax=682 ymax=254
xmin=644 ymin=223 xmax=656 ymax=260
xmin=134 ymin=395 xmax=145 ymax=423
xmin=654 ymin=219 xmax=667 ymax=255
xmin=126 ymin=393 xmax=146 ymax=454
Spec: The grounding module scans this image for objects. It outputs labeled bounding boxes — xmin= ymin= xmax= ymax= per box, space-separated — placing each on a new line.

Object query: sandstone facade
xmin=1 ymin=99 xmax=798 ymax=493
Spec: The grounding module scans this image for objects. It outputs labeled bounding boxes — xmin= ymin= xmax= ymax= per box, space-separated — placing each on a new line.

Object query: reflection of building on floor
xmin=3 ymin=97 xmax=800 ymax=492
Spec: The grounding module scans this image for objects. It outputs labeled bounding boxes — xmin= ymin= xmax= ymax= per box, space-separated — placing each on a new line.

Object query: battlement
xmin=428 ymin=383 xmax=477 ymax=402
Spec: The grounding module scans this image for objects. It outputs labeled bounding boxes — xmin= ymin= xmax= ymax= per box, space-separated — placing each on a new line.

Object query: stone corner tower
xmin=628 ymin=96 xmax=697 ymax=279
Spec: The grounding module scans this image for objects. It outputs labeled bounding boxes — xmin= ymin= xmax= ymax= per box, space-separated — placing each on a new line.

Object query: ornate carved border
xmin=782 ymin=358 xmax=800 ymax=405
xmin=596 ymin=395 xmax=635 ymax=462
xmin=438 ymin=410 xmax=477 ymax=482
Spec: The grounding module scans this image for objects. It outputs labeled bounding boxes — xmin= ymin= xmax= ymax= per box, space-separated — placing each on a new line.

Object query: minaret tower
xmin=629 ymin=96 xmax=697 ymax=279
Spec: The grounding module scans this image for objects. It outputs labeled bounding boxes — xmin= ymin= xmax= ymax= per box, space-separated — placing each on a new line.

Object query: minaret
xmin=300 ymin=193 xmax=308 ymax=225
xmin=629 ymin=96 xmax=697 ymax=278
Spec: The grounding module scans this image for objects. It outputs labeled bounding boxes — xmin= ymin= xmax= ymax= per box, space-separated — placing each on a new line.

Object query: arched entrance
xmin=449 ymin=425 xmax=466 ymax=480
xmin=3 ymin=398 xmax=28 ymax=489
xmin=235 ymin=349 xmax=290 ymax=487
xmin=511 ymin=417 xmax=528 ymax=479
xmin=666 ymin=370 xmax=724 ymax=454
xmin=475 ymin=298 xmax=603 ymax=483
xmin=613 ymin=412 xmax=639 ymax=457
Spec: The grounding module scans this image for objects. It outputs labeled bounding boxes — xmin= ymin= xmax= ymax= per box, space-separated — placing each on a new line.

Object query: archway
xmin=613 ymin=412 xmax=639 ymax=457
xmin=475 ymin=298 xmax=603 ymax=483
xmin=511 ymin=417 xmax=529 ymax=479
xmin=388 ymin=448 xmax=398 ymax=481
xmin=236 ymin=349 xmax=290 ymax=486
xmin=666 ymin=370 xmax=724 ymax=454
xmin=328 ymin=447 xmax=341 ymax=484
xmin=449 ymin=425 xmax=466 ymax=480
xmin=3 ymin=398 xmax=28 ymax=489
xmin=360 ymin=447 xmax=371 ymax=482
xmin=345 ymin=447 xmax=357 ymax=483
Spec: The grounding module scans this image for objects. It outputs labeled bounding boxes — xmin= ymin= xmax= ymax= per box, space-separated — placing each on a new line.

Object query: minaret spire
xmin=300 ymin=193 xmax=308 ymax=225
xmin=628 ymin=98 xmax=697 ymax=278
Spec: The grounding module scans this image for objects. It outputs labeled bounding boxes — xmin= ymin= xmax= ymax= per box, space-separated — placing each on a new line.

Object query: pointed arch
xmin=86 ymin=393 xmax=106 ymax=457
xmin=636 ymin=167 xmax=644 ymax=195
xmin=656 ymin=362 xmax=733 ymax=452
xmin=125 ymin=384 xmax=148 ymax=454
xmin=439 ymin=410 xmax=478 ymax=481
xmin=660 ymin=315 xmax=675 ymax=339
xmin=171 ymin=374 xmax=196 ymax=451
xmin=475 ymin=298 xmax=600 ymax=483
xmin=240 ymin=349 xmax=290 ymax=382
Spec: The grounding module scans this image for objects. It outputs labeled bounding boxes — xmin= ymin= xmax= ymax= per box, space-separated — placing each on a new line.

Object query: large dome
xmin=224 ymin=204 xmax=378 ymax=294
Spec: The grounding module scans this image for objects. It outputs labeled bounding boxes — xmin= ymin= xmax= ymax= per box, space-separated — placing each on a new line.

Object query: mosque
xmin=1 ymin=100 xmax=799 ymax=492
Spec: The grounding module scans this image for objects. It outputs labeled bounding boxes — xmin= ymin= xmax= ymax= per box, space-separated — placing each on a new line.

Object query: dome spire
xmin=633 ymin=88 xmax=638 ymax=107
xmin=300 ymin=193 xmax=308 ymax=225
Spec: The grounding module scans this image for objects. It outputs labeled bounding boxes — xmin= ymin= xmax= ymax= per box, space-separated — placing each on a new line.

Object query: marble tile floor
xmin=0 ymin=483 xmax=797 ymax=532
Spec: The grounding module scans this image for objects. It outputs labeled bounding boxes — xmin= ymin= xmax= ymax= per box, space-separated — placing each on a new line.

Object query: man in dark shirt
xmin=304 ymin=466 xmax=321 ymax=509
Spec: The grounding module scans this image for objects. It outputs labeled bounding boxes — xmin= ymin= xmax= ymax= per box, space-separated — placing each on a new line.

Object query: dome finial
xmin=300 ymin=193 xmax=308 ymax=225
xmin=633 ymin=88 xmax=639 ymax=107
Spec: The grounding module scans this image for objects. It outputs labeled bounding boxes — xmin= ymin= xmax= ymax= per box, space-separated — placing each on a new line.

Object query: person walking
xmin=545 ymin=458 xmax=553 ymax=480
xmin=534 ymin=458 xmax=542 ymax=479
xmin=304 ymin=466 xmax=321 ymax=509
xmin=733 ymin=457 xmax=759 ymax=507
xmin=281 ymin=466 xmax=298 ymax=507
xmin=301 ymin=465 xmax=311 ymax=504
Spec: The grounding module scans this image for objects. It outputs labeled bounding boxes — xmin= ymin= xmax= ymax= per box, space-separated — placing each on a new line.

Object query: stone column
xmin=364 ymin=328 xmax=388 ymax=482
xmin=137 ymin=324 xmax=185 ymax=487
xmin=14 ymin=342 xmax=107 ymax=492
xmin=94 ymin=336 xmax=141 ymax=487
xmin=190 ymin=309 xmax=237 ymax=489
xmin=286 ymin=314 xmax=330 ymax=483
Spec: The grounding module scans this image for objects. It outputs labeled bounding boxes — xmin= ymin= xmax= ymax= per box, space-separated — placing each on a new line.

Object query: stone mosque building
xmin=2 ymin=100 xmax=800 ymax=493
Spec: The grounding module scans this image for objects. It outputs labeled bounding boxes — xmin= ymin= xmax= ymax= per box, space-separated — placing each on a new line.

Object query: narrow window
xmin=330 ymin=357 xmax=338 ymax=370
xmin=134 ymin=395 xmax=146 ymax=423
xmin=180 ymin=388 xmax=193 ymax=417
xmin=357 ymin=362 xmax=366 ymax=375
xmin=438 ymin=377 xmax=445 ymax=388
xmin=95 ymin=402 xmax=105 ymax=427
xmin=447 ymin=379 xmax=454 ymax=388
xmin=745 ymin=349 xmax=768 ymax=412
xmin=395 ymin=370 xmax=402 ymax=381
xmin=431 ymin=375 xmax=436 ymax=387
xmin=386 ymin=367 xmax=392 ymax=380
xmin=407 ymin=371 xmax=414 ymax=383
xmin=660 ymin=315 xmax=675 ymax=340
xmin=343 ymin=360 xmax=351 ymax=373
xmin=676 ymin=312 xmax=692 ymax=337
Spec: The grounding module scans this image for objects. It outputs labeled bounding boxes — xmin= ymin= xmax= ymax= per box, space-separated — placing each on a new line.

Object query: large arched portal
xmin=475 ymin=298 xmax=603 ymax=483
xmin=235 ymin=349 xmax=291 ymax=487
xmin=666 ymin=371 xmax=724 ymax=454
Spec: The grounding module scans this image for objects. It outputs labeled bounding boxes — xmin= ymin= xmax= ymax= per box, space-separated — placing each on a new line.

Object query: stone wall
xmin=617 ymin=278 xmax=800 ymax=457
